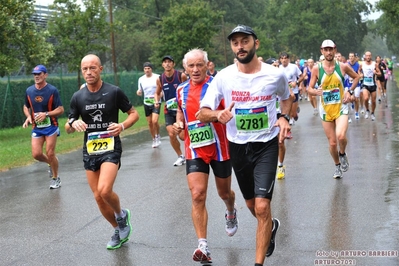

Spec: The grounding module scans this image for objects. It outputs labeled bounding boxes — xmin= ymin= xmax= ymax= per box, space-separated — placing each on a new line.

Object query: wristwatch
xmin=348 ymin=90 xmax=354 ymax=95
xmin=278 ymin=113 xmax=290 ymax=122
xmin=45 ymin=112 xmax=49 ymax=117
xmin=68 ymin=117 xmax=76 ymax=127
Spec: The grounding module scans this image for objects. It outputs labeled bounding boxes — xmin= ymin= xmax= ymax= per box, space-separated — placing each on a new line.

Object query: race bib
xmin=363 ymin=77 xmax=374 ymax=86
xmin=322 ymin=88 xmax=341 ymax=105
xmin=235 ymin=106 xmax=269 ymax=133
xmin=35 ymin=113 xmax=51 ymax=128
xmin=86 ymin=131 xmax=114 ymax=155
xmin=144 ymin=96 xmax=155 ymax=105
xmin=166 ymin=97 xmax=178 ymax=111
xmin=187 ymin=120 xmax=215 ymax=148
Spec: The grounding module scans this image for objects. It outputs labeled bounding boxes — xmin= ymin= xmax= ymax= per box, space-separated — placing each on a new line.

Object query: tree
xmin=0 ymin=0 xmax=54 ymax=76
xmin=150 ymin=1 xmax=224 ymax=68
xmin=260 ymin=0 xmax=371 ymax=60
xmin=376 ymin=0 xmax=399 ymax=55
xmin=48 ymin=0 xmax=109 ymax=87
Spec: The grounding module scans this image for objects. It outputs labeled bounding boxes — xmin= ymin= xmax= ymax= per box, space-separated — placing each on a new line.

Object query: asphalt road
xmin=1 ymin=79 xmax=398 ymax=266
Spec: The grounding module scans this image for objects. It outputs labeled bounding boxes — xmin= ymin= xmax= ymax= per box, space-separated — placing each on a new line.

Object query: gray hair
xmin=183 ymin=48 xmax=209 ymax=66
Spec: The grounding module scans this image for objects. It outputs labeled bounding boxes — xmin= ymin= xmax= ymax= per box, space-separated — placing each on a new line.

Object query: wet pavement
xmin=1 ymin=80 xmax=398 ymax=266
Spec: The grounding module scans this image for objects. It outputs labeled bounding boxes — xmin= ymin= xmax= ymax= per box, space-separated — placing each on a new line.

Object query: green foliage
xmin=151 ymin=1 xmax=224 ymax=68
xmin=260 ymin=0 xmax=370 ymax=60
xmin=375 ymin=0 xmax=399 ymax=55
xmin=0 ymin=0 xmax=54 ymax=76
xmin=48 ymin=0 xmax=109 ymax=86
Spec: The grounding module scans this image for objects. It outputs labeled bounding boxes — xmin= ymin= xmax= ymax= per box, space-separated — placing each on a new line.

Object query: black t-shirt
xmin=69 ymin=82 xmax=133 ymax=154
xmin=377 ymin=62 xmax=386 ymax=82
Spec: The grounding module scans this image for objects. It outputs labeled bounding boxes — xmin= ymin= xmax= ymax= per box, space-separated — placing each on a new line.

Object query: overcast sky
xmin=34 ymin=0 xmax=382 ymax=20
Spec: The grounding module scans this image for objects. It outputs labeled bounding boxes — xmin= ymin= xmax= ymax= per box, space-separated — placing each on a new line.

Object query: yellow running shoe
xmin=277 ymin=166 xmax=285 ymax=179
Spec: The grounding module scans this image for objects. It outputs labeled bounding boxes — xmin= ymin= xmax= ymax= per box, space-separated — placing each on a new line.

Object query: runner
xmin=65 ymin=54 xmax=139 ymax=250
xmin=155 ymin=55 xmax=188 ymax=166
xmin=303 ymin=58 xmax=318 ymax=116
xmin=307 ymin=40 xmax=360 ymax=179
xmin=22 ymin=64 xmax=64 ymax=189
xmin=279 ymin=52 xmax=304 ymax=126
xmin=137 ymin=62 xmax=161 ymax=148
xmin=361 ymin=51 xmax=381 ymax=121
xmin=375 ymin=55 xmax=387 ymax=104
xmin=197 ymin=25 xmax=292 ymax=266
xmin=174 ymin=48 xmax=238 ymax=264
xmin=345 ymin=52 xmax=362 ymax=120
xmin=266 ymin=58 xmax=294 ymax=179
xmin=206 ymin=61 xmax=218 ymax=77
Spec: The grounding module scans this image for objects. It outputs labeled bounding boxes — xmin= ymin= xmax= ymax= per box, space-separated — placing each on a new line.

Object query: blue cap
xmin=32 ymin=65 xmax=47 ymax=74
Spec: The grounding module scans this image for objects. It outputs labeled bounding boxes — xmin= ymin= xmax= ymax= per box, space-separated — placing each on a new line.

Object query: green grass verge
xmin=0 ymin=106 xmax=163 ymax=171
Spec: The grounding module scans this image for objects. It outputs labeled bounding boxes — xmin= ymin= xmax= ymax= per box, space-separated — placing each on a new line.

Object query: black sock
xmin=339 ymin=152 xmax=346 ymax=157
xmin=335 ymin=163 xmax=341 ymax=167
xmin=255 ymin=264 xmax=263 ymax=266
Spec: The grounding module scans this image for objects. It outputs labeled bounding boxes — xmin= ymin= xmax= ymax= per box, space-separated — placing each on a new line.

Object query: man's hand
xmin=274 ymin=118 xmax=291 ymax=143
xmin=217 ymin=102 xmax=235 ymax=124
xmin=22 ymin=117 xmax=32 ymax=128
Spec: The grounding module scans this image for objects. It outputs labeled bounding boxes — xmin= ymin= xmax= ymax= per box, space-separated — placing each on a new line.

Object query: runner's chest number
xmin=86 ymin=131 xmax=114 ymax=155
xmin=235 ymin=107 xmax=269 ymax=131
xmin=187 ymin=120 xmax=215 ymax=148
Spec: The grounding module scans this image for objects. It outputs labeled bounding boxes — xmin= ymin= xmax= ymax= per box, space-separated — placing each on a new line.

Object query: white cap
xmin=321 ymin=39 xmax=336 ymax=48
xmin=319 ymin=55 xmax=325 ymax=61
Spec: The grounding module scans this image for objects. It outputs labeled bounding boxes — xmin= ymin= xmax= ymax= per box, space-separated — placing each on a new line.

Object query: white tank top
xmin=362 ymin=62 xmax=375 ymax=86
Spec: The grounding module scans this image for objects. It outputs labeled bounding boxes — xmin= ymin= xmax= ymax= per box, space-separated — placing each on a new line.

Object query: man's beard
xmin=235 ymin=45 xmax=256 ymax=64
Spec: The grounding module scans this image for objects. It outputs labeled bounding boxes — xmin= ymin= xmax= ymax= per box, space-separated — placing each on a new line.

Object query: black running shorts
xmin=229 ymin=137 xmax=279 ymax=200
xmin=186 ymin=158 xmax=232 ymax=178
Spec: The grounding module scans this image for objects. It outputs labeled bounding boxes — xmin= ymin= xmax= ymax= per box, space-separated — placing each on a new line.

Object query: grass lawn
xmin=0 ymin=106 xmax=163 ymax=171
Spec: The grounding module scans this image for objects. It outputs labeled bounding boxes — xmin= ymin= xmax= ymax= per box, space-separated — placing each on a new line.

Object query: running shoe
xmin=339 ymin=153 xmax=349 ymax=172
xmin=289 ymin=118 xmax=294 ymax=126
xmin=156 ymin=135 xmax=161 ymax=147
xmin=225 ymin=208 xmax=238 ymax=237
xmin=173 ymin=155 xmax=186 ymax=166
xmin=371 ymin=113 xmax=375 ymax=121
xmin=348 ymin=117 xmax=352 ymax=123
xmin=107 ymin=230 xmax=122 ymax=250
xmin=152 ymin=138 xmax=157 ymax=148
xmin=117 ymin=209 xmax=132 ymax=243
xmin=277 ymin=166 xmax=285 ymax=179
xmin=365 ymin=111 xmax=369 ymax=119
xmin=49 ymin=177 xmax=61 ymax=189
xmin=193 ymin=243 xmax=212 ymax=264
xmin=333 ymin=165 xmax=342 ymax=179
xmin=313 ymin=108 xmax=318 ymax=116
xmin=355 ymin=112 xmax=359 ymax=120
xmin=361 ymin=108 xmax=365 ymax=114
xmin=266 ymin=218 xmax=280 ymax=257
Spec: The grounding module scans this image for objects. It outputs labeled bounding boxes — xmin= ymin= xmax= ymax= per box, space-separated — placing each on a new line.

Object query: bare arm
xmin=173 ymin=107 xmax=185 ymax=140
xmin=22 ymin=105 xmax=32 ymax=128
xmin=307 ymin=66 xmax=322 ymax=96
xmin=196 ymin=102 xmax=234 ymax=125
xmin=374 ymin=63 xmax=382 ymax=77
xmin=154 ymin=78 xmax=162 ymax=106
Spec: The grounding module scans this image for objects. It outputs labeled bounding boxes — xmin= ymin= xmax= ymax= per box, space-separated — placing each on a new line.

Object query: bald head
xmin=81 ymin=54 xmax=101 ymax=66
xmin=81 ymin=54 xmax=103 ymax=86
